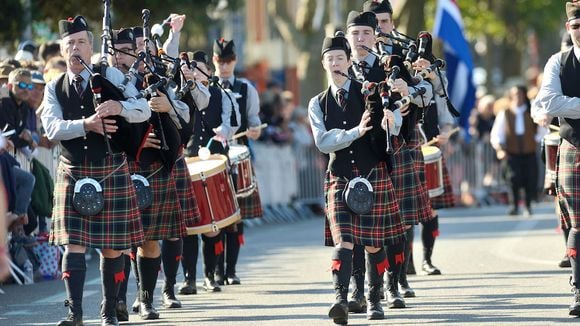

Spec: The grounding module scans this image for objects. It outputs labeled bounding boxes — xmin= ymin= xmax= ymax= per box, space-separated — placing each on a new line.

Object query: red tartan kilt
xmin=324 ymin=161 xmax=405 ymax=248
xmin=128 ymin=160 xmax=186 ymax=240
xmin=238 ymin=167 xmax=263 ymax=219
xmin=50 ymin=153 xmax=144 ymax=250
xmin=556 ymin=140 xmax=580 ymax=228
xmin=407 ymin=127 xmax=434 ymax=222
xmin=430 ymin=157 xmax=456 ymax=209
xmin=173 ymin=156 xmax=202 ymax=227
xmin=391 ymin=136 xmax=421 ymax=226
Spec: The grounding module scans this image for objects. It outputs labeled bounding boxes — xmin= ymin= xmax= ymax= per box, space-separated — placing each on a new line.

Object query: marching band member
xmin=179 ymin=50 xmax=240 ymax=294
xmin=212 ymin=38 xmax=262 ymax=286
xmin=309 ymin=31 xmax=405 ymax=324
xmin=41 ymin=16 xmax=148 ymax=326
xmin=534 ymin=2 xmax=580 ymax=315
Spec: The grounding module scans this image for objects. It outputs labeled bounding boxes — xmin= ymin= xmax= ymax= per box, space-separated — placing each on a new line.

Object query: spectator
xmin=490 ymin=85 xmax=547 ymax=216
xmin=38 ymin=41 xmax=60 ymax=64
xmin=469 ymin=94 xmax=496 ymax=142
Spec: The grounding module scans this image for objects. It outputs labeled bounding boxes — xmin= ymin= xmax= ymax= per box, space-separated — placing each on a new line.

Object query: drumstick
xmin=549 ymin=124 xmax=560 ymax=132
xmin=231 ymin=123 xmax=268 ymax=140
xmin=423 ymin=127 xmax=461 ymax=147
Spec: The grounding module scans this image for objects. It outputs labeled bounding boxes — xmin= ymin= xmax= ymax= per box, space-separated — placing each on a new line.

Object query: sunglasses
xmin=17 ymin=81 xmax=34 ymax=90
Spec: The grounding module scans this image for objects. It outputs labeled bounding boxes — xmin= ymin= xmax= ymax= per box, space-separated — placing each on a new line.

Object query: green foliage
xmin=0 ymin=0 xmax=24 ymax=43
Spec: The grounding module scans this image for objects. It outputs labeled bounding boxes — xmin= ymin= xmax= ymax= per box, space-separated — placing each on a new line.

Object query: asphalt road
xmin=0 ymin=202 xmax=578 ymax=325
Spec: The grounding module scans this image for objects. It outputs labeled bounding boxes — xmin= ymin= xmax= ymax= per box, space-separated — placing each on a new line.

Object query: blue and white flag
xmin=433 ymin=0 xmax=476 ymax=134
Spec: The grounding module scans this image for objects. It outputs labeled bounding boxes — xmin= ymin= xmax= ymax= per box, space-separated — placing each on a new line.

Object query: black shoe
xmin=570 ymin=288 xmax=580 ymax=316
xmin=115 ymin=300 xmax=129 ymax=322
xmin=347 ymin=293 xmax=367 ymax=313
xmin=422 ymin=260 xmax=442 ymax=275
xmin=138 ymin=302 xmax=159 ymax=320
xmin=57 ymin=316 xmax=84 ymax=326
xmin=226 ymin=274 xmax=241 ymax=285
xmin=328 ymin=301 xmax=348 ymax=325
xmin=178 ymin=279 xmax=197 ymax=295
xmin=162 ymin=287 xmax=182 ymax=308
xmin=203 ymin=277 xmax=222 ymax=292
xmin=508 ymin=207 xmax=519 ymax=216
xmin=131 ymin=297 xmax=140 ymax=313
xmin=560 ymin=255 xmax=572 ymax=268
xmin=100 ymin=315 xmax=119 ymax=326
xmin=214 ymin=273 xmax=225 ymax=286
xmin=385 ymin=289 xmax=405 ymax=308
xmin=399 ymin=283 xmax=416 ymax=298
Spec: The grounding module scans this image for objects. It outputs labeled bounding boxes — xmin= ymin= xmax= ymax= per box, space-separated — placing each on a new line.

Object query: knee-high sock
xmin=202 ymin=235 xmax=222 ymax=278
xmin=399 ymin=227 xmax=414 ymax=284
xmin=216 ymin=232 xmax=225 ymax=277
xmin=568 ymin=229 xmax=580 ymax=289
xmin=181 ymin=235 xmax=198 ymax=281
xmin=117 ymin=254 xmax=131 ymax=302
xmin=162 ymin=239 xmax=182 ymax=288
xmin=385 ymin=241 xmax=404 ymax=289
xmin=100 ymin=255 xmax=125 ymax=306
xmin=331 ymin=248 xmax=353 ymax=292
xmin=226 ymin=222 xmax=243 ymax=276
xmin=351 ymin=244 xmax=366 ymax=297
xmin=62 ymin=252 xmax=86 ymax=316
xmin=366 ymin=248 xmax=387 ymax=301
xmin=422 ymin=216 xmax=439 ymax=261
xmin=137 ymin=255 xmax=161 ymax=303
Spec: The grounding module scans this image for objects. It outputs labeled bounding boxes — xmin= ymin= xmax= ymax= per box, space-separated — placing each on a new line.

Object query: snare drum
xmin=544 ymin=132 xmax=560 ymax=179
xmin=228 ymin=144 xmax=256 ymax=198
xmin=185 ymin=154 xmax=240 ymax=234
xmin=421 ymin=145 xmax=444 ymax=198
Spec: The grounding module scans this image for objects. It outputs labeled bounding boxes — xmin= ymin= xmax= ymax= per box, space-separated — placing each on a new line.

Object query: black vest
xmin=230 ymin=79 xmax=248 ymax=145
xmin=559 ymin=49 xmax=580 ymax=147
xmin=319 ymin=82 xmax=382 ymax=178
xmin=185 ymin=86 xmax=226 ymax=156
xmin=55 ymin=73 xmax=122 ymax=163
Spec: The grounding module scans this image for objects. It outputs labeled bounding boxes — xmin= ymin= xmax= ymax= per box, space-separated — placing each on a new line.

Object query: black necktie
xmin=73 ymin=74 xmax=84 ymax=97
xmin=336 ymin=88 xmax=347 ymax=110
xmin=222 ymin=80 xmax=230 ymax=89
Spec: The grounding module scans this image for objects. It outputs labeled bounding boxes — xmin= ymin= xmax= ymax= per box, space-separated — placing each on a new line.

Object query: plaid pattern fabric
xmin=390 ymin=136 xmax=421 ymax=226
xmin=50 ymin=153 xmax=144 ymax=250
xmin=406 ymin=127 xmax=434 ymax=222
xmin=173 ymin=156 xmax=201 ymax=227
xmin=324 ymin=162 xmax=405 ymax=248
xmin=430 ymin=157 xmax=456 ymax=209
xmin=238 ymin=168 xmax=263 ymax=219
xmin=128 ymin=161 xmax=186 ymax=240
xmin=557 ymin=140 xmax=580 ymax=228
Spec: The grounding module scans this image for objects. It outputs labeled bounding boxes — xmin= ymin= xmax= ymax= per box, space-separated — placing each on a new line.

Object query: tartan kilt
xmin=406 ymin=127 xmax=434 ymax=222
xmin=238 ymin=168 xmax=263 ymax=219
xmin=430 ymin=157 xmax=456 ymax=209
xmin=324 ymin=161 xmax=405 ymax=248
xmin=128 ymin=160 xmax=186 ymax=240
xmin=556 ymin=139 xmax=580 ymax=228
xmin=50 ymin=153 xmax=144 ymax=250
xmin=173 ymin=156 xmax=201 ymax=227
xmin=390 ymin=136 xmax=421 ymax=226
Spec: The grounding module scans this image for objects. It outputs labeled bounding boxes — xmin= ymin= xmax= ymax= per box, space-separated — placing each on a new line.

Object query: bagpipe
xmin=79 ymin=2 xmax=195 ymax=172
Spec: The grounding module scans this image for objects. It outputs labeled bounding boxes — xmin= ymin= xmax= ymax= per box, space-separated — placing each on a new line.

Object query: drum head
xmin=421 ymin=145 xmax=441 ymax=161
xmin=186 ymin=154 xmax=228 ymax=180
xmin=228 ymin=144 xmax=250 ymax=162
xmin=544 ymin=132 xmax=560 ymax=145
